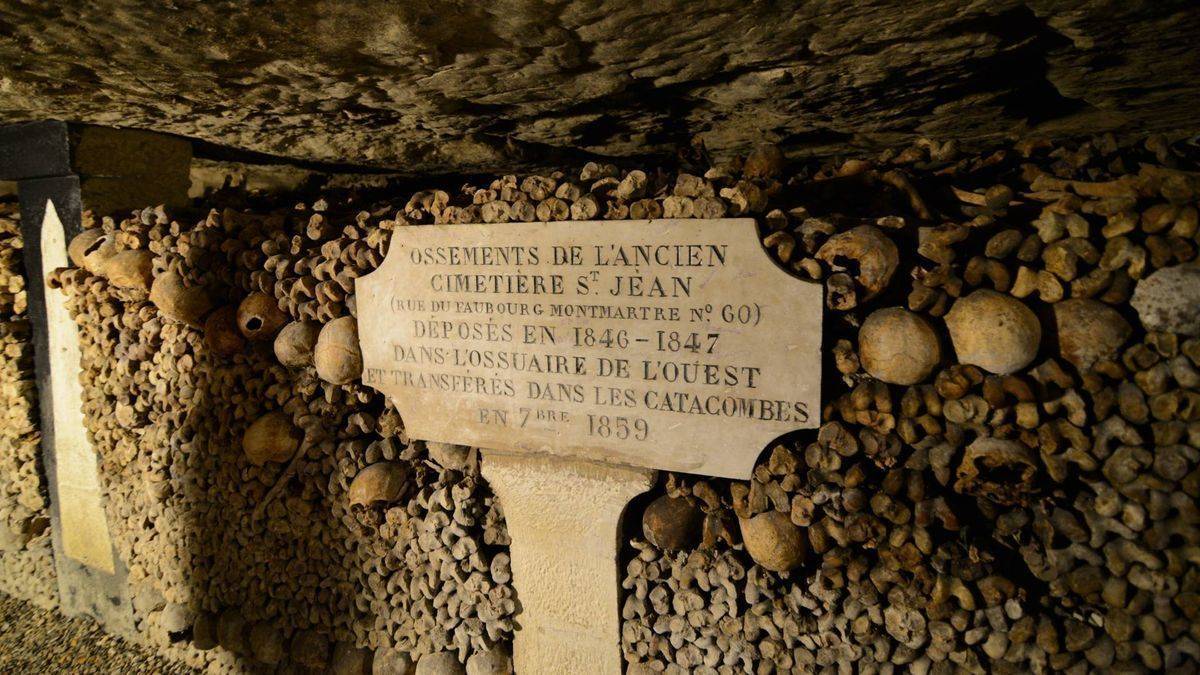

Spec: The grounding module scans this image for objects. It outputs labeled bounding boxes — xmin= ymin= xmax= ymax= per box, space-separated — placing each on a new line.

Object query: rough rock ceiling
xmin=1 ymin=1 xmax=1198 ymax=174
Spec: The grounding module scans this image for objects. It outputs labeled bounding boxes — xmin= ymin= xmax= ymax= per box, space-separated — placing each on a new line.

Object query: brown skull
xmin=954 ymin=437 xmax=1039 ymax=505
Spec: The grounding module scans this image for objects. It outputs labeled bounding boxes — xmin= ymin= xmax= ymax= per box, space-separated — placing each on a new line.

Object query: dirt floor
xmin=0 ymin=592 xmax=197 ymax=674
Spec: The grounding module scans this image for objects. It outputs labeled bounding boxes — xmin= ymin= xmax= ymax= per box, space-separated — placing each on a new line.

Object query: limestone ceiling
xmin=1 ymin=1 xmax=1198 ymax=173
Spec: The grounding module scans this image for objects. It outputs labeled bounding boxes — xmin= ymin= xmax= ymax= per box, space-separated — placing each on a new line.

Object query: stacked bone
xmin=398 ymin=151 xmax=779 ymax=229
xmin=47 ymin=132 xmax=1200 ymax=674
xmin=619 ymin=135 xmax=1200 ymax=673
xmin=51 ymin=197 xmax=515 ymax=674
xmin=333 ymin=436 xmax=516 ymax=673
xmin=0 ymin=202 xmax=56 ymax=609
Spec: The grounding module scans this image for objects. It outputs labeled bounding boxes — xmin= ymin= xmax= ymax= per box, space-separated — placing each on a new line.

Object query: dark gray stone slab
xmin=0 ymin=121 xmax=71 ymax=181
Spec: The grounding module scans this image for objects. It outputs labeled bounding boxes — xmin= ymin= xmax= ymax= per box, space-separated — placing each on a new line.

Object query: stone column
xmin=0 ymin=121 xmax=190 ymax=634
xmin=38 ymin=199 xmax=118 ymax=575
xmin=481 ymin=451 xmax=655 ymax=675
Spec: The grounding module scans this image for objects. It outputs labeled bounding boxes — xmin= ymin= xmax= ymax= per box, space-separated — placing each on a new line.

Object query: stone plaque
xmin=357 ymin=218 xmax=820 ymax=479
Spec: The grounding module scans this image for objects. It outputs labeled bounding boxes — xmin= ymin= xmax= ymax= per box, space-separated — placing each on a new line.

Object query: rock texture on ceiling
xmin=1 ymin=1 xmax=1198 ymax=174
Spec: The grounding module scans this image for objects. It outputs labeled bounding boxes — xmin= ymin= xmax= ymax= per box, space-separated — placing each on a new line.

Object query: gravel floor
xmin=0 ymin=592 xmax=198 ymax=674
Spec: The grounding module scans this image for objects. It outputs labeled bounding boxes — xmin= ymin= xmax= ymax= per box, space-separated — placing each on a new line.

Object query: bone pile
xmin=52 ymin=199 xmax=515 ymax=674
xmin=617 ymin=136 xmax=1200 ymax=673
xmin=49 ymin=133 xmax=1200 ymax=674
xmin=0 ymin=202 xmax=56 ymax=610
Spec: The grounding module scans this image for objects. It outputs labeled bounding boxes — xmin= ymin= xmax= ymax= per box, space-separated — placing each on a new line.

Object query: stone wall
xmin=2 ymin=2 xmax=1199 ymax=175
xmin=50 ymin=133 xmax=1200 ymax=673
xmin=0 ymin=202 xmax=57 ymax=610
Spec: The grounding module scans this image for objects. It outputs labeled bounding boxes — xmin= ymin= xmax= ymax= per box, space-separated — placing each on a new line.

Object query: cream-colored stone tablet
xmin=356 ymin=218 xmax=822 ymax=480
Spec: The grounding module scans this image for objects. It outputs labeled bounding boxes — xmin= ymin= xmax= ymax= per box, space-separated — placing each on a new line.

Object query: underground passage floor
xmin=0 ymin=592 xmax=197 ymax=674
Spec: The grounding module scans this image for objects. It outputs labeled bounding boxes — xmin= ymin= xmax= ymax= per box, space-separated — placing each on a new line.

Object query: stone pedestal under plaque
xmin=481 ymin=453 xmax=654 ymax=674
xmin=357 ymin=218 xmax=821 ymax=673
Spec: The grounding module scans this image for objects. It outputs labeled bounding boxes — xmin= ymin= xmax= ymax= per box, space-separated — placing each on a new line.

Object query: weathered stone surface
xmin=1132 ymin=263 xmax=1200 ymax=336
xmin=2 ymin=3 xmax=1197 ymax=173
xmin=356 ymin=218 xmax=821 ymax=480
xmin=39 ymin=202 xmax=118 ymax=576
xmin=480 ymin=453 xmax=654 ymax=675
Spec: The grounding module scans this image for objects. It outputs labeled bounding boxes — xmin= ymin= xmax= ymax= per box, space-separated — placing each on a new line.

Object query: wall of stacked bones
xmin=0 ymin=202 xmax=57 ymax=609
xmin=39 ymin=134 xmax=1200 ymax=674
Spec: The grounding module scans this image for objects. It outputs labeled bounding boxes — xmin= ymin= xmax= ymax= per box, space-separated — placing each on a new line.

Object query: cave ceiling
xmin=1 ymin=1 xmax=1198 ymax=173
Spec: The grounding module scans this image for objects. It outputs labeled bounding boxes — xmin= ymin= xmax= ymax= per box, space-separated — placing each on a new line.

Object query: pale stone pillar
xmin=481 ymin=452 xmax=656 ymax=675
xmin=2 ymin=120 xmax=190 ymax=634
xmin=40 ymin=201 xmax=116 ymax=574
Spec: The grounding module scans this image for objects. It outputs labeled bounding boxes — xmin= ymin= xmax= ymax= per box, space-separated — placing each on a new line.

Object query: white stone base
xmin=481 ymin=452 xmax=656 ymax=675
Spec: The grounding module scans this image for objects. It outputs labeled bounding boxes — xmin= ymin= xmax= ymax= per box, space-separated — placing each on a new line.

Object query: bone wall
xmin=49 ymin=132 xmax=1200 ymax=674
xmin=617 ymin=138 xmax=1200 ymax=674
xmin=51 ymin=201 xmax=516 ymax=673
xmin=0 ymin=202 xmax=57 ymax=610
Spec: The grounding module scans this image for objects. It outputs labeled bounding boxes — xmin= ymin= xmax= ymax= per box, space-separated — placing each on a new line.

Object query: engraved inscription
xmin=356 ymin=219 xmax=821 ymax=479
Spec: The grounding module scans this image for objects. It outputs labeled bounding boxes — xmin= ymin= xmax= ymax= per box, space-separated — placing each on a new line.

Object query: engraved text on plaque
xmin=356 ymin=218 xmax=821 ymax=480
